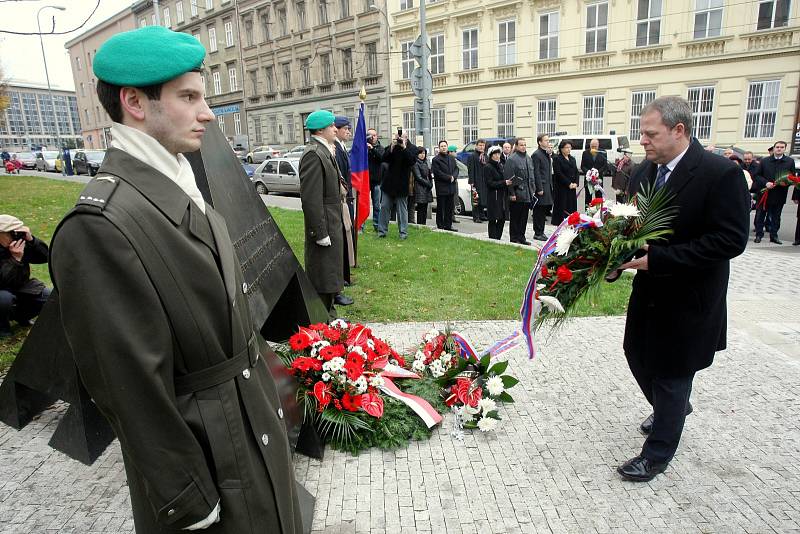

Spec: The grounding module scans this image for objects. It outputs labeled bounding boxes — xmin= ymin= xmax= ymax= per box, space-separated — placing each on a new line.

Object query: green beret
xmin=93 ymin=26 xmax=206 ymax=86
xmin=448 ymin=145 xmax=458 ymax=152
xmin=305 ymin=110 xmax=336 ymax=131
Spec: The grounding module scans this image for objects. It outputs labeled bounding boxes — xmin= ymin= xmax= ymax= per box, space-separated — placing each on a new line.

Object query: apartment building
xmin=389 ymin=0 xmax=800 ymax=155
xmin=0 ymin=81 xmax=82 ymax=152
xmin=239 ymin=0 xmax=391 ymax=147
xmin=65 ymin=7 xmax=136 ymax=149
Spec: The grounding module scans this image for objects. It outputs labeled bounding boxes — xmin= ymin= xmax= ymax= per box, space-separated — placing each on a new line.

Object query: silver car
xmin=245 ymin=145 xmax=286 ymax=164
xmin=251 ymin=157 xmax=300 ymax=195
xmin=283 ymin=145 xmax=306 ymax=159
xmin=34 ymin=150 xmax=60 ymax=172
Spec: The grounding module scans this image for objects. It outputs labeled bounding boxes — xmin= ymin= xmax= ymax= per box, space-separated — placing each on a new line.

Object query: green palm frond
xmin=317 ymin=408 xmax=373 ymax=445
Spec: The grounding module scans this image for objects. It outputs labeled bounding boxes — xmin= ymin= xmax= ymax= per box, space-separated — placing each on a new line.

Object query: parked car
xmin=241 ymin=162 xmax=255 ymax=178
xmin=549 ymin=134 xmax=631 ymax=169
xmin=72 ymin=150 xmax=106 ymax=176
xmin=283 ymin=145 xmax=306 ymax=159
xmin=34 ymin=150 xmax=60 ymax=172
xmin=251 ymin=157 xmax=300 ymax=195
xmin=431 ymin=159 xmax=472 ymax=216
xmin=245 ymin=145 xmax=286 ymax=164
xmin=456 ymin=137 xmax=514 ymax=164
xmin=232 ymin=144 xmax=248 ymax=161
xmin=16 ymin=151 xmax=37 ymax=169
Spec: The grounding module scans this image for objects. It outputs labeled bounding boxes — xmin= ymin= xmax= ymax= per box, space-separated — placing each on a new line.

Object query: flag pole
xmin=353 ymin=85 xmax=367 ymax=268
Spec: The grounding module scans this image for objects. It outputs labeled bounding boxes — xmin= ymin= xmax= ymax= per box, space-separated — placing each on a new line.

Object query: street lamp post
xmin=36 ymin=5 xmax=65 ymax=151
xmin=368 ymin=1 xmax=392 ymax=134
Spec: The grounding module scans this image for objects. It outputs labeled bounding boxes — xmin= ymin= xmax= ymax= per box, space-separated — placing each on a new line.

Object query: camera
xmin=10 ymin=230 xmax=26 ymax=241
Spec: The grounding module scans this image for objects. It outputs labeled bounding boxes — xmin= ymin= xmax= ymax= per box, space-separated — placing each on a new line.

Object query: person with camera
xmin=0 ymin=215 xmax=51 ymax=338
xmin=378 ymin=130 xmax=417 ymax=239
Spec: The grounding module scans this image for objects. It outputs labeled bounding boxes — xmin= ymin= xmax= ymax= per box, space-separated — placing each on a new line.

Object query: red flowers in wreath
xmin=444 ymin=377 xmax=483 ymax=408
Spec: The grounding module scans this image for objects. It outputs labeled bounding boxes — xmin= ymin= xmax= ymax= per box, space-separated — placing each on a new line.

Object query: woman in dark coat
xmin=411 ymin=147 xmax=434 ymax=225
xmin=551 ymin=140 xmax=579 ymax=225
xmin=484 ymin=145 xmax=510 ymax=239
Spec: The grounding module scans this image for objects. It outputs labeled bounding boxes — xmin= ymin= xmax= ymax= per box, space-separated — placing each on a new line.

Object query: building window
xmin=401 ymin=0 xmax=413 ymax=9
xmin=367 ymin=103 xmax=379 ymax=126
xmin=321 ymin=53 xmax=332 ymax=82
xmin=253 ymin=116 xmax=262 ymax=144
xmin=401 ymin=41 xmax=414 ymax=80
xmin=218 ymin=114 xmax=225 ymax=133
xmin=208 ymin=27 xmax=218 ymax=51
xmin=694 ymin=0 xmax=723 ymax=39
xmin=342 ymin=48 xmax=353 ymax=79
xmin=537 ymin=98 xmax=557 ymax=136
xmin=744 ymin=80 xmax=780 ymax=138
xmin=76 ymin=56 xmax=81 ymax=71
xmin=583 ymin=95 xmax=605 ymax=135
xmin=282 ymin=62 xmax=292 ymax=90
xmin=163 ymin=7 xmax=171 ymax=27
xmin=297 ymin=2 xmax=307 ymax=30
xmin=200 ymin=74 xmax=206 ymax=92
xmin=265 ymin=66 xmax=275 ymax=92
xmin=300 ymin=58 xmax=311 ymax=87
xmin=80 ymin=83 xmax=86 ymax=97
xmin=498 ymin=20 xmax=516 ymax=66
xmin=260 ymin=12 xmax=270 ymax=41
xmin=234 ymin=112 xmax=241 ymax=135
xmin=244 ymin=18 xmax=254 ymax=47
xmin=757 ymin=0 xmax=790 ymax=30
xmin=190 ymin=0 xmax=198 ymax=17
xmin=366 ymin=42 xmax=378 ymax=75
xmin=318 ymin=0 xmax=328 ymax=24
xmin=497 ymin=102 xmax=515 ymax=138
xmin=636 ymin=0 xmax=661 ymax=47
xmin=431 ymin=108 xmax=446 ymax=147
xmin=539 ymin=12 xmax=559 ymax=60
xmin=402 ymin=110 xmax=416 ymax=141
xmin=224 ymin=20 xmax=234 ymax=46
xmin=340 ymin=0 xmax=350 ymax=18
xmin=629 ymin=90 xmax=656 ymax=140
xmin=430 ymin=34 xmax=445 ymax=75
xmin=176 ymin=1 xmax=184 ymax=23
xmin=285 ymin=114 xmax=295 ymax=142
xmin=206 ymin=0 xmax=213 ymax=9
xmin=139 ymin=17 xmax=148 ymax=27
xmin=462 ymin=28 xmax=478 ymax=70
xmin=687 ymin=86 xmax=714 ymax=139
xmin=586 ymin=2 xmax=608 ymax=53
xmin=277 ymin=5 xmax=287 ymax=36
xmin=192 ymin=30 xmax=200 ymax=42
xmin=212 ymin=70 xmax=222 ymax=95
xmin=249 ymin=70 xmax=258 ymax=94
xmin=462 ymin=104 xmax=478 ymax=143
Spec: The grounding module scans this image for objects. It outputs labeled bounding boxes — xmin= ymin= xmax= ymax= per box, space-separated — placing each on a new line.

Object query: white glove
xmin=184 ymin=502 xmax=220 ymax=530
xmin=316 ymin=236 xmax=332 ymax=246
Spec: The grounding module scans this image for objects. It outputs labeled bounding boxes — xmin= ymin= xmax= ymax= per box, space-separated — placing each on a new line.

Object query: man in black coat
xmin=467 ymin=140 xmax=488 ymax=222
xmin=531 ymin=134 xmax=554 ymax=240
xmin=618 ymin=96 xmax=749 ymax=482
xmin=580 ymin=139 xmax=608 ymax=208
xmin=503 ymin=137 xmax=537 ymax=245
xmin=378 ymin=133 xmax=417 ymax=239
xmin=752 ymin=141 xmax=795 ymax=244
xmin=367 ymin=128 xmax=384 ymax=232
xmin=431 ymin=140 xmax=458 ymax=231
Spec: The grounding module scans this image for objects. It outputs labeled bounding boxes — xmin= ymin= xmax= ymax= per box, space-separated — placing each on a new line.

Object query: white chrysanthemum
xmin=411 ymin=359 xmax=426 ymax=374
xmin=477 ymin=417 xmax=499 ymax=432
xmin=353 ymin=375 xmax=368 ymax=394
xmin=423 ymin=328 xmax=440 ymax=342
xmin=478 ymin=398 xmax=497 ymax=414
xmin=429 ymin=360 xmax=445 ymax=378
xmin=348 ymin=346 xmax=366 ymax=357
xmin=439 ymin=352 xmax=452 ymax=365
xmin=414 ymin=350 xmax=426 ymax=362
xmin=329 ymin=318 xmax=349 ymax=329
xmin=310 ymin=340 xmax=330 ymax=357
xmin=486 ymin=376 xmax=505 ymax=397
xmin=369 ymin=376 xmax=385 ymax=388
xmin=537 ymin=295 xmax=565 ymax=313
xmin=321 ymin=372 xmax=332 ymax=382
xmin=607 ymin=202 xmax=640 ymax=218
xmin=555 ymin=227 xmax=579 ymax=256
xmin=323 ymin=356 xmax=345 ymax=373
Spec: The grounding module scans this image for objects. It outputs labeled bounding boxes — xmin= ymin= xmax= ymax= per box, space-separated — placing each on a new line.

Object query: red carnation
xmin=540 ymin=265 xmax=550 ymax=278
xmin=341 ymin=392 xmax=363 ymax=412
xmin=556 ymin=264 xmax=573 ymax=283
xmin=590 ymin=197 xmax=604 ymax=207
xmin=567 ymin=212 xmax=582 ymax=226
xmin=343 ymin=359 xmax=365 ymax=382
xmin=323 ymin=327 xmax=341 ymax=341
xmin=319 ymin=345 xmax=345 ymax=361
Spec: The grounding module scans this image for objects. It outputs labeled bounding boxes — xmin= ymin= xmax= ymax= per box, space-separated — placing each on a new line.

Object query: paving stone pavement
xmin=1 ymin=246 xmax=799 ymax=533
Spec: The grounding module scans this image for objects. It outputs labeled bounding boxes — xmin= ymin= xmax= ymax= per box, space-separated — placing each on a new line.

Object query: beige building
xmin=389 ymin=0 xmax=800 ymax=156
xmin=239 ymin=0 xmax=391 ymax=148
xmin=0 ymin=81 xmax=81 ymax=152
xmin=64 ymin=7 xmax=136 ymax=149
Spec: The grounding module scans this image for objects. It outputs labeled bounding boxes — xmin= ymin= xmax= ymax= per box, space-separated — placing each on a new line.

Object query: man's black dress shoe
xmin=520 ymin=240 xmax=532 ymax=246
xmin=770 ymin=237 xmax=783 ymax=245
xmin=533 ymin=234 xmax=548 ymax=241
xmin=617 ymin=456 xmax=668 ymax=482
xmin=793 ymin=241 xmax=800 ymax=246
xmin=334 ymin=294 xmax=354 ymax=306
xmin=640 ymin=402 xmax=693 ymax=435
xmin=754 ymin=236 xmax=762 ymax=243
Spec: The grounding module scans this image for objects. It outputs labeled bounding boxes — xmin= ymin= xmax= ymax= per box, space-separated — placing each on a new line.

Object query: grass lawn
xmin=0 ymin=174 xmax=631 ymax=372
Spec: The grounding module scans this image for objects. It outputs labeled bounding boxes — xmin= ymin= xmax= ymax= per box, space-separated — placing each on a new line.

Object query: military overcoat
xmin=50 ymin=149 xmax=303 ymax=533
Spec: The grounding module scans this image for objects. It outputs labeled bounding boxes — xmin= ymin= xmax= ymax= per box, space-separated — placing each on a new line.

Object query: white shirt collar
xmin=110 ymin=122 xmax=206 ymax=213
xmin=659 ymin=143 xmax=692 ymax=181
xmin=312 ymin=135 xmax=336 ymax=156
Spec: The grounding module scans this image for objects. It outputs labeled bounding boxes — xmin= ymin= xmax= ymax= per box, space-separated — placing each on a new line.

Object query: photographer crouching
xmin=0 ymin=215 xmax=51 ymax=338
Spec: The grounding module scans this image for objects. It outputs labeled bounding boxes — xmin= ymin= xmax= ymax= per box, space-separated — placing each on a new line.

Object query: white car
xmin=251 ymin=157 xmax=300 ymax=195
xmin=34 ymin=150 xmax=60 ymax=172
xmin=245 ymin=145 xmax=285 ymax=164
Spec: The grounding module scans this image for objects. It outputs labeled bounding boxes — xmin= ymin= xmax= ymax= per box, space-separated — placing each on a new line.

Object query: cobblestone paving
xmin=1 ymin=245 xmax=798 ymax=533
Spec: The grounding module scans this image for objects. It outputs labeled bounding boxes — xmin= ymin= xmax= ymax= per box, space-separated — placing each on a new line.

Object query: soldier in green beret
xmin=49 ymin=26 xmax=302 ymax=533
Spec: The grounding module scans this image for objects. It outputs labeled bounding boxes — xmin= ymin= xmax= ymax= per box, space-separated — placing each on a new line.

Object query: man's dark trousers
xmin=509 ymin=202 xmax=529 ymax=242
xmin=532 ymin=203 xmax=549 ymax=236
xmin=626 ymin=350 xmax=694 ymax=464
xmin=436 ymin=194 xmax=454 ymax=229
xmin=754 ymin=204 xmax=782 ymax=238
xmin=0 ymin=287 xmax=51 ymax=332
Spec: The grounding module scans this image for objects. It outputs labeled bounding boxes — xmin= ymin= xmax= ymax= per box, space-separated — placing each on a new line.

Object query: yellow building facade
xmin=388 ymin=0 xmax=800 ymax=156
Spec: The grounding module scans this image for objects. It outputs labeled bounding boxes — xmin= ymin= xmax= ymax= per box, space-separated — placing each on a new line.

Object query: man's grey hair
xmin=641 ymin=96 xmax=693 ymax=139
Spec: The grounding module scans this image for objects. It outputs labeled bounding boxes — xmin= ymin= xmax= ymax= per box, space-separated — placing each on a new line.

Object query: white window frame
xmin=462 ymin=28 xmax=478 ymax=70
xmin=757 ymin=0 xmax=791 ymax=30
xmin=583 ymin=95 xmax=605 ymax=135
xmin=744 ymin=79 xmax=781 ymax=139
xmin=629 ymin=89 xmax=656 ymax=140
xmin=228 ymin=67 xmax=238 ymax=92
xmin=176 ymin=1 xmax=184 ymax=23
xmin=539 ymin=12 xmax=559 ymax=60
xmin=400 ymin=0 xmax=414 ymax=9
xmin=208 ymin=27 xmax=218 ymax=52
xmin=687 ymin=85 xmax=715 ymax=140
xmin=401 ymin=41 xmax=414 ymax=80
xmin=537 ymin=98 xmax=557 ymax=136
xmin=318 ymin=0 xmax=328 ymax=24
xmin=462 ymin=104 xmax=478 ymax=144
xmin=586 ymin=2 xmax=608 ymax=53
xmin=430 ymin=34 xmax=445 ymax=75
xmin=190 ymin=0 xmax=198 ymax=17
xmin=212 ymin=71 xmax=222 ymax=95
xmin=206 ymin=0 xmax=213 ymax=9
xmin=694 ymin=0 xmax=724 ymax=39
xmin=498 ymin=19 xmax=516 ymax=66
xmin=636 ymin=0 xmax=662 ymax=47
xmin=234 ymin=112 xmax=241 ymax=135
xmin=497 ymin=102 xmax=515 ymax=138
xmin=224 ymin=21 xmax=234 ymax=47
xmin=218 ymin=114 xmax=225 ymax=133
xmin=431 ymin=107 xmax=446 ymax=147
xmin=297 ymin=1 xmax=307 ymax=30
xmin=402 ymin=110 xmax=416 ymax=141
xmin=163 ymin=7 xmax=171 ymax=27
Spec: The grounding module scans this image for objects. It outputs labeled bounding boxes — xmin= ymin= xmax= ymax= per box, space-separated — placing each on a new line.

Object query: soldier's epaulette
xmin=75 ymin=174 xmax=120 ymax=210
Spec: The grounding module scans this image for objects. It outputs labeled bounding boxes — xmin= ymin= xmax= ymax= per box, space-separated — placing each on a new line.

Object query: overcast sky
xmin=0 ymin=0 xmax=134 ymax=91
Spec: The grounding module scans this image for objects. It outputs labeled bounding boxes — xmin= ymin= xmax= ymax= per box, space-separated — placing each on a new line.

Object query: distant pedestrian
xmin=503 ymin=137 xmax=536 ymax=245
xmin=411 ymin=147 xmax=433 ymax=225
xmin=500 ymin=142 xmax=512 ymax=165
xmin=531 ymin=134 xmax=554 ymax=241
xmin=753 ymin=141 xmax=794 ymax=244
xmin=612 ymin=149 xmax=635 ymax=203
xmin=552 ymin=140 xmax=579 ymax=225
xmin=484 ymin=146 xmax=509 ymax=240
xmin=431 ymin=141 xmax=458 ymax=232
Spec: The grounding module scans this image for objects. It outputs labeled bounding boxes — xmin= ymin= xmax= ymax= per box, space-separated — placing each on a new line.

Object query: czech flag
xmin=350 ymin=103 xmax=370 ymax=231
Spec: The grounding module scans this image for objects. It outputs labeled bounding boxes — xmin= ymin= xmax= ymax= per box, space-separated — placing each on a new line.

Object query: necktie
xmin=655 ymin=165 xmax=669 ymax=190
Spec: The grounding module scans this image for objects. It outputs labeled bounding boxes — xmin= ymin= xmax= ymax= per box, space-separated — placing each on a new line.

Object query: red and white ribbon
xmin=376 ymin=362 xmax=443 ymax=429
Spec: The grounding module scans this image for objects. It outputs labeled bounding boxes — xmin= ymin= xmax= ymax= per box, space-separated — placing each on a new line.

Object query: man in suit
xmin=580 ymin=139 xmax=608 ymax=208
xmin=752 ymin=141 xmax=795 ymax=244
xmin=531 ymin=134 xmax=554 ymax=241
xmin=332 ymin=116 xmax=354 ymax=306
xmin=431 ymin=140 xmax=458 ymax=231
xmin=503 ymin=137 xmax=537 ymax=245
xmin=49 ymin=26 xmax=303 ymax=532
xmin=618 ymin=96 xmax=749 ymax=482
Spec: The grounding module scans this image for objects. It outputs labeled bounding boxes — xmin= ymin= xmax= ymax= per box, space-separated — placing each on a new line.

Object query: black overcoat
xmin=50 ymin=149 xmax=303 ymax=533
xmin=484 ymin=159 xmax=508 ymax=220
xmin=753 ymin=155 xmax=796 ymax=206
xmin=467 ymin=150 xmax=488 ymax=204
xmin=411 ymin=159 xmax=434 ymax=204
xmin=431 ymin=153 xmax=459 ymax=196
xmin=552 ymin=154 xmax=579 ymax=223
xmin=624 ymin=139 xmax=749 ymax=377
xmin=531 ymin=148 xmax=554 ymax=206
xmin=380 ymin=141 xmax=417 ymax=198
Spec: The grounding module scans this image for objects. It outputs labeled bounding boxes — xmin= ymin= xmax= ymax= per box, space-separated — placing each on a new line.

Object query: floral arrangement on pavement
xmin=408 ymin=328 xmax=459 ymax=379
xmin=281 ymin=320 xmax=445 ymax=455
